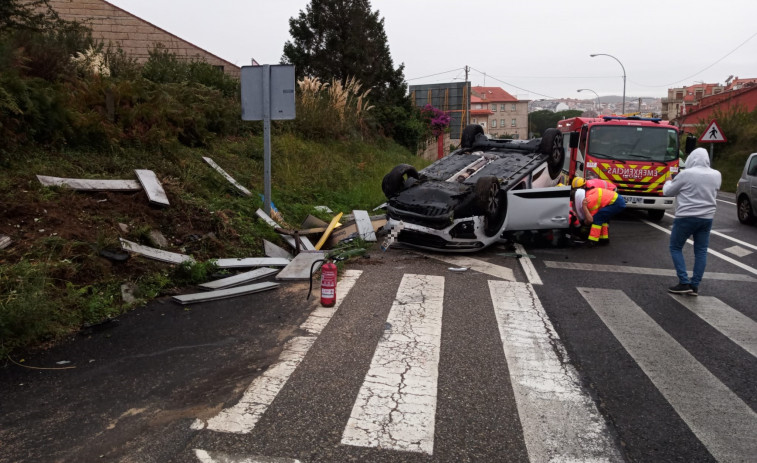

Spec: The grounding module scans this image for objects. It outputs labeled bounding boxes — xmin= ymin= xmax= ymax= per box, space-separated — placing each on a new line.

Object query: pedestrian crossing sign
xmin=699 ymin=120 xmax=727 ymax=143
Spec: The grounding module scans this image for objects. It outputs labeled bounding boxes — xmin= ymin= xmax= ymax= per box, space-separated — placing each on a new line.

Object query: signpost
xmin=241 ymin=65 xmax=296 ymax=215
xmin=698 ymin=119 xmax=727 ymax=164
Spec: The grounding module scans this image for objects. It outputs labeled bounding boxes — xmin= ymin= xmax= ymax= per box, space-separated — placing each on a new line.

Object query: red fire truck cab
xmin=556 ymin=115 xmax=683 ymax=221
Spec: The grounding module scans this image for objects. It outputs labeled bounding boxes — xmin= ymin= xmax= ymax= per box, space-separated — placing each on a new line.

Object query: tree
xmin=529 ymin=109 xmax=582 ymax=138
xmin=282 ymin=0 xmax=406 ymax=104
xmin=0 ymin=0 xmax=58 ymax=34
xmin=282 ymin=1 xmax=427 ymax=150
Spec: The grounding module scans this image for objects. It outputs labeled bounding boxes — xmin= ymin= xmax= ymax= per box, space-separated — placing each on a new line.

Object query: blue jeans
xmin=669 ymin=217 xmax=713 ymax=287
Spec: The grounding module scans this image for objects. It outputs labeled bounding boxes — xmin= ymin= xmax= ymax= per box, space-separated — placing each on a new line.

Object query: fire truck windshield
xmin=588 ymin=126 xmax=679 ymax=162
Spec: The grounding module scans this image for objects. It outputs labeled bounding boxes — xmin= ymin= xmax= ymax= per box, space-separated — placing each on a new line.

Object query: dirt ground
xmin=1 ymin=186 xmax=240 ymax=288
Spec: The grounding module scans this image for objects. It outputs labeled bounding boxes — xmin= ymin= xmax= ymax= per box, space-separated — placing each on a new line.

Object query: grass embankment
xmin=0 ymin=134 xmax=429 ymax=357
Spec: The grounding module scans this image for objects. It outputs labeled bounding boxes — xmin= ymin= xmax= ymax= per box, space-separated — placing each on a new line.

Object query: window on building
xmin=511 ymin=104 xmax=516 ymax=111
xmin=491 ymin=103 xmax=497 ymax=111
xmin=491 ymin=119 xmax=497 ymax=128
xmin=676 ymin=91 xmax=684 ymax=100
xmin=695 ymin=90 xmax=703 ymax=99
xmin=511 ymin=118 xmax=516 ymax=127
xmin=472 ymin=118 xmax=477 ymax=124
xmin=475 ymin=104 xmax=482 ymax=109
xmin=500 ymin=104 xmax=506 ymax=111
xmin=500 ymin=119 xmax=505 ymax=128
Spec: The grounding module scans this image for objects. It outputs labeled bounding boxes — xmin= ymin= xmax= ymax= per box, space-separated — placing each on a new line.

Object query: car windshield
xmin=587 ymin=126 xmax=678 ymax=162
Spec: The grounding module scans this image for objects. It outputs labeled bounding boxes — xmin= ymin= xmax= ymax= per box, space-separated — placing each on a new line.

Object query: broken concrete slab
xmin=276 ymin=251 xmax=325 ymax=281
xmin=135 ymin=169 xmax=169 ymax=206
xmin=264 ymin=239 xmax=293 ymax=260
xmin=172 ymin=281 xmax=279 ymax=305
xmin=214 ymin=257 xmax=291 ymax=268
xmin=148 ymin=230 xmax=169 ymax=248
xmin=36 ymin=175 xmax=142 ymax=191
xmin=301 ymin=214 xmax=329 ymax=229
xmin=0 ymin=235 xmax=11 ymax=250
xmin=202 ymin=156 xmax=252 ymax=197
xmin=120 ymin=238 xmax=194 ymax=265
xmin=198 ymin=267 xmax=279 ymax=291
xmin=353 ymin=210 xmax=377 ymax=241
xmin=256 ymin=208 xmax=315 ymax=251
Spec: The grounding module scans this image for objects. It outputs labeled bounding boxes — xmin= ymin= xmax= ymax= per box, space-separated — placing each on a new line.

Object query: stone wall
xmin=49 ymin=0 xmax=240 ymax=78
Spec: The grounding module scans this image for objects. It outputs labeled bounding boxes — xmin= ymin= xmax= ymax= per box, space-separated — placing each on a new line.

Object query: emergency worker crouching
xmin=571 ymin=177 xmax=625 ymax=245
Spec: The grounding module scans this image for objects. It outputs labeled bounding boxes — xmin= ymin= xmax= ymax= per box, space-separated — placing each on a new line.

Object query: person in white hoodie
xmin=662 ymin=147 xmax=721 ymax=296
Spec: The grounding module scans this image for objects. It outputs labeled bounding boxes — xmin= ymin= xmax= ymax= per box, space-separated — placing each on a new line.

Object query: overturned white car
xmin=382 ymin=125 xmax=570 ymax=252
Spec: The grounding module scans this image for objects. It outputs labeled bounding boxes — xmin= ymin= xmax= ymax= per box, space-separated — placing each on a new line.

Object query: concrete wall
xmin=49 ymin=0 xmax=240 ymax=78
xmin=418 ymin=134 xmax=452 ymax=161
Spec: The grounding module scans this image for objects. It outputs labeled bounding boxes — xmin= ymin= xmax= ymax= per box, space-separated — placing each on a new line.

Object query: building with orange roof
xmin=470 ymin=86 xmax=528 ymax=139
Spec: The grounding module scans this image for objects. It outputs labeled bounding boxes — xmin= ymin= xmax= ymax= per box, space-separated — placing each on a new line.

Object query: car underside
xmin=381 ymin=125 xmax=570 ymax=252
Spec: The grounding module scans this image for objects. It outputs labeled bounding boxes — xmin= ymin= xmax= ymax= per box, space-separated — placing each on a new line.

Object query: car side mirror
xmin=685 ymin=135 xmax=696 ymax=154
xmin=569 ymin=132 xmax=579 ymax=149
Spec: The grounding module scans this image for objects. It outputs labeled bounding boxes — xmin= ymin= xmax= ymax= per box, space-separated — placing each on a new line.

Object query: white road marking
xmin=192 ymin=270 xmax=363 ymax=434
xmin=427 ymin=254 xmax=515 ymax=281
xmin=489 ymin=281 xmax=622 ymax=462
xmin=513 ymin=243 xmax=542 ymax=285
xmin=662 ymin=213 xmax=757 ymax=251
xmin=716 ymin=198 xmax=737 ymax=206
xmin=724 ymin=245 xmax=754 ymax=257
xmin=194 ymin=448 xmax=302 ymax=463
xmin=579 ymin=287 xmax=757 ymax=463
xmin=341 ymin=274 xmax=444 ymax=454
xmin=543 ymin=261 xmax=756 ymax=282
xmin=642 ymin=219 xmax=757 ymax=276
xmin=670 ymin=295 xmax=757 ymax=358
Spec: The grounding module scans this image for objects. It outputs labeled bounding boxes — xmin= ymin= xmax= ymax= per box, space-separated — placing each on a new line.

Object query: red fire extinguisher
xmin=307 ymin=259 xmax=337 ymax=307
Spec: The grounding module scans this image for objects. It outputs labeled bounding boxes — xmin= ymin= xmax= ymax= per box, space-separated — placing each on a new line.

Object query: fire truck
xmin=556 ymin=115 xmax=693 ymax=221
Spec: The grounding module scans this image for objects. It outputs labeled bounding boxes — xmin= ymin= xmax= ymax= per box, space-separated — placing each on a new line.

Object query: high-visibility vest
xmin=585 ymin=188 xmax=618 ymax=215
xmin=586 ymin=179 xmax=617 ymax=191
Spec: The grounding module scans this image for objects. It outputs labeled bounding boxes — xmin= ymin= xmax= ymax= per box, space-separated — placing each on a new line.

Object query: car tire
xmin=474 ymin=176 xmax=506 ymax=236
xmin=737 ymin=195 xmax=756 ymax=224
xmin=647 ymin=209 xmax=665 ymax=222
xmin=461 ymin=124 xmax=484 ymax=149
xmin=539 ymin=128 xmax=565 ymax=180
xmin=382 ymin=164 xmax=419 ymax=199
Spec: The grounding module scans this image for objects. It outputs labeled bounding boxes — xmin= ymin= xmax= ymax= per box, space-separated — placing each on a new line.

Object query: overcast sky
xmin=108 ymin=0 xmax=757 ymax=100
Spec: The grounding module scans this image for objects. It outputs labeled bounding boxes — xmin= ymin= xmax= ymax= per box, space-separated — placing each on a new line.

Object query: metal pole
xmin=590 ymin=54 xmax=626 ymax=115
xmin=578 ymin=88 xmax=601 ymax=112
xmin=262 ymin=65 xmax=272 ymax=216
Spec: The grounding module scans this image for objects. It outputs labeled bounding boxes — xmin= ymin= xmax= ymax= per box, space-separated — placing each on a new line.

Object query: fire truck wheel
xmin=461 ymin=124 xmax=485 ymax=149
xmin=737 ymin=195 xmax=756 ymax=224
xmin=381 ymin=164 xmax=419 ymax=198
xmin=475 ymin=176 xmax=506 ymax=236
xmin=539 ymin=128 xmax=565 ymax=179
xmin=647 ymin=209 xmax=665 ymax=222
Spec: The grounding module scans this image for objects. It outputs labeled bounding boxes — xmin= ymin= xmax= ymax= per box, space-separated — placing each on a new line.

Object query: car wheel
xmin=539 ymin=128 xmax=565 ymax=180
xmin=382 ymin=164 xmax=419 ymax=199
xmin=475 ymin=176 xmax=506 ymax=236
xmin=461 ymin=124 xmax=484 ymax=149
xmin=647 ymin=209 xmax=665 ymax=222
xmin=737 ymin=195 xmax=756 ymax=224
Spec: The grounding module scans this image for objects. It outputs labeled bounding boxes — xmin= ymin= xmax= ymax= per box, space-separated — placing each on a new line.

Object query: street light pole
xmin=590 ymin=53 xmax=626 ymax=115
xmin=577 ymin=88 xmax=601 ymax=113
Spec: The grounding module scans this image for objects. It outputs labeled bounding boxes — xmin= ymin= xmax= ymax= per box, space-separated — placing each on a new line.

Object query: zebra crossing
xmin=191 ymin=263 xmax=756 ymax=462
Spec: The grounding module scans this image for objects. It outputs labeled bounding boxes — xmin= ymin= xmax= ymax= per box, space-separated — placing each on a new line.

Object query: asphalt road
xmin=1 ymin=192 xmax=755 ymax=463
